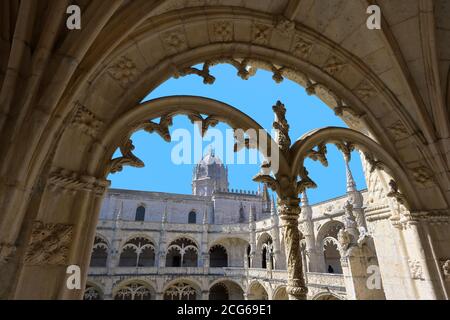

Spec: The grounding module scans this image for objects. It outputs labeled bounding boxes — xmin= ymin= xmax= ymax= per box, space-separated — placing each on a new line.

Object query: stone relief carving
xmin=108 ymin=56 xmax=137 ymax=87
xmin=211 ymin=20 xmax=233 ymax=42
xmin=24 ymin=221 xmax=73 ymax=265
xmin=162 ymin=28 xmax=188 ymax=53
xmin=411 ymin=165 xmax=434 ymax=187
xmin=252 ymin=23 xmax=272 ymax=45
xmin=386 ymin=179 xmax=407 ymax=206
xmin=354 ymin=80 xmax=376 ymax=103
xmin=388 ymin=120 xmax=409 ymax=140
xmin=0 ymin=243 xmax=17 ymax=265
xmin=442 ymin=260 xmax=450 ymax=278
xmin=48 ymin=168 xmax=111 ymax=195
xmin=275 ymin=17 xmax=295 ymax=37
xmin=71 ymin=103 xmax=104 ymax=138
xmin=408 ymin=259 xmax=424 ymax=280
xmin=291 ymin=35 xmax=313 ymax=59
xmin=323 ymin=56 xmax=347 ymax=76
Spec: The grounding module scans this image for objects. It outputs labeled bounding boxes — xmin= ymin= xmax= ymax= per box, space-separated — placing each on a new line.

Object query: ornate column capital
xmin=277 ymin=198 xmax=301 ymax=221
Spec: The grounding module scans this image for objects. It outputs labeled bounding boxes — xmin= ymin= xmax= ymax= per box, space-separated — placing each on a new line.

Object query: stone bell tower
xmin=192 ymin=148 xmax=229 ymax=196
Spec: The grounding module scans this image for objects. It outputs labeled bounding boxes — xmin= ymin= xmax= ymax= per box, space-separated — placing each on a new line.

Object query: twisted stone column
xmin=278 ymin=198 xmax=308 ymax=300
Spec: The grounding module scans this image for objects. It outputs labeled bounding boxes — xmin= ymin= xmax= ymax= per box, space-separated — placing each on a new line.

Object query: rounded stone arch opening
xmin=83 ymin=282 xmax=104 ymax=300
xmin=209 ymin=244 xmax=228 ymax=268
xmin=256 ymin=232 xmax=273 ymax=269
xmin=89 ymin=234 xmax=110 ymax=267
xmin=135 ymin=204 xmax=146 ymax=221
xmin=247 ymin=281 xmax=269 ymax=300
xmin=165 ymin=237 xmax=199 ymax=267
xmin=163 ymin=278 xmax=201 ymax=301
xmin=312 ymin=292 xmax=343 ymax=301
xmin=273 ymin=286 xmax=289 ymax=300
xmin=209 ymin=278 xmax=245 ymax=300
xmin=208 ymin=236 xmax=250 ymax=268
xmin=118 ymin=235 xmax=156 ymax=267
xmin=112 ymin=279 xmax=156 ymax=300
xmin=316 ymin=220 xmax=345 ymax=274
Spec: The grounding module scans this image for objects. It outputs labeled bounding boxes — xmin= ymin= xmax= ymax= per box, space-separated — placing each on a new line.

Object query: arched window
xmin=323 ymin=237 xmax=343 ymax=274
xmin=135 ymin=206 xmax=146 ymax=221
xmin=209 ymin=245 xmax=228 ymax=267
xmin=118 ymin=237 xmax=155 ymax=267
xmin=238 ymin=205 xmax=245 ymax=223
xmin=246 ymin=245 xmax=251 ymax=268
xmin=317 ymin=221 xmax=344 ymax=274
xmin=89 ymin=236 xmax=108 ymax=267
xmin=260 ymin=236 xmax=273 ymax=269
xmin=166 ymin=238 xmax=198 ymax=267
xmin=188 ymin=211 xmax=196 ymax=224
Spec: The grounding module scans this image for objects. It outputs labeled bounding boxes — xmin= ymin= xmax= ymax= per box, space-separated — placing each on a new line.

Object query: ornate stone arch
xmin=89 ymin=234 xmax=110 ymax=268
xmin=247 ymin=280 xmax=270 ymax=300
xmin=316 ymin=220 xmax=345 ymax=251
xmin=311 ymin=292 xmax=344 ymax=300
xmin=162 ymin=278 xmax=202 ymax=301
xmin=120 ymin=233 xmax=157 ymax=249
xmin=165 ymin=237 xmax=199 ymax=268
xmin=273 ymin=285 xmax=289 ymax=300
xmin=118 ymin=236 xmax=156 ymax=267
xmin=83 ymin=281 xmax=104 ymax=300
xmin=112 ymin=279 xmax=156 ymax=300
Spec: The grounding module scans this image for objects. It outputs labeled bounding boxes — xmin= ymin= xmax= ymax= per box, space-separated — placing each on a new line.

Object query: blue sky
xmin=109 ymin=64 xmax=367 ymax=204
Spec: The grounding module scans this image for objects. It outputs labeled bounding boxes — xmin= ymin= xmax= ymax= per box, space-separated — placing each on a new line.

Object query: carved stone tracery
xmin=109 ymin=139 xmax=144 ymax=174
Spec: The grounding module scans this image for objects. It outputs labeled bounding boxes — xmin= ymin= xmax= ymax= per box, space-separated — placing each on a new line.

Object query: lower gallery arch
xmin=247 ymin=281 xmax=269 ymax=300
xmin=83 ymin=282 xmax=104 ymax=300
xmin=113 ymin=280 xmax=156 ymax=300
xmin=273 ymin=286 xmax=289 ymax=300
xmin=163 ymin=279 xmax=201 ymax=301
xmin=209 ymin=279 xmax=244 ymax=300
xmin=312 ymin=292 xmax=343 ymax=300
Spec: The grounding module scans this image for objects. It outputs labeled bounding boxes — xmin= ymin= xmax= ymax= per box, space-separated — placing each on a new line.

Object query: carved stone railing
xmin=306 ymin=272 xmax=345 ymax=289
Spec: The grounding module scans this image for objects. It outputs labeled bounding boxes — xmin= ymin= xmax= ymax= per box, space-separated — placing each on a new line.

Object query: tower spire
xmin=271 ymin=195 xmax=277 ymax=216
xmin=301 ymin=191 xmax=309 ymax=207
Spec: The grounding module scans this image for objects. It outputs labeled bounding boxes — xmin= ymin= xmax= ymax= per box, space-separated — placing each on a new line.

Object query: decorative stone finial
xmin=272 ymin=101 xmax=291 ymax=153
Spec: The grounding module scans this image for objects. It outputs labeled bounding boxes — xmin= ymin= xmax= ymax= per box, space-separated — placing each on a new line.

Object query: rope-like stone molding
xmin=47 ymin=168 xmax=111 ymax=195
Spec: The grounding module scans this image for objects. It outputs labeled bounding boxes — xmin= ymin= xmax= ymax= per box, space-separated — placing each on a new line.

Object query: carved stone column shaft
xmin=278 ymin=200 xmax=307 ymax=300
